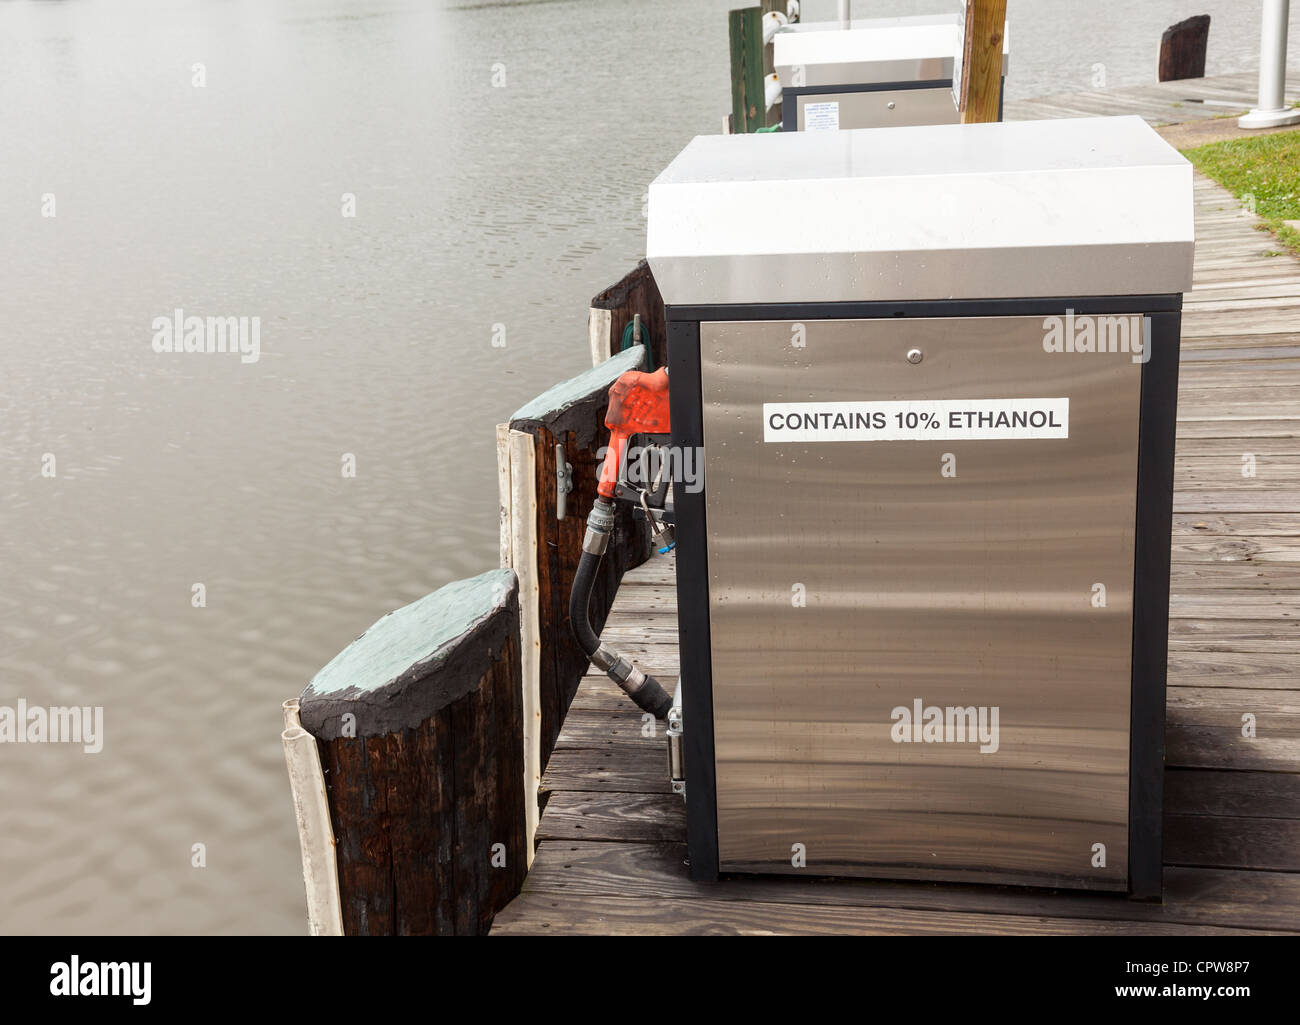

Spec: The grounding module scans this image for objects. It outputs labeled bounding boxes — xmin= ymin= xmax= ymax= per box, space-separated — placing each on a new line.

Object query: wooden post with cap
xmin=958 ymin=0 xmax=1007 ymax=124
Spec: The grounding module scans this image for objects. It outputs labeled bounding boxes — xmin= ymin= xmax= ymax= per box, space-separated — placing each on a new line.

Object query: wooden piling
xmin=286 ymin=314 xmax=661 ymax=934
xmin=588 ymin=261 xmax=667 ymax=368
xmin=1159 ymin=16 xmax=1211 ymax=83
xmin=502 ymin=345 xmax=652 ymax=772
xmin=295 ymin=569 xmax=527 ymax=935
xmin=958 ymin=0 xmax=1008 ymax=124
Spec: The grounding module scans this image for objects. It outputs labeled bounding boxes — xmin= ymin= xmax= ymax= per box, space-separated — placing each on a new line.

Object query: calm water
xmin=1 ymin=0 xmax=1296 ymax=935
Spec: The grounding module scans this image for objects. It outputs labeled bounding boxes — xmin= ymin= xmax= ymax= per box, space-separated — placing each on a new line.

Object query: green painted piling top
xmin=298 ymin=568 xmax=518 ymax=740
xmin=510 ymin=344 xmax=646 ymax=431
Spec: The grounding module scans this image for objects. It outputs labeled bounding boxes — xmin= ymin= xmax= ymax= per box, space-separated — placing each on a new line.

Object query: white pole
xmin=838 ymin=0 xmax=850 ymax=31
xmin=1239 ymin=0 xmax=1300 ymax=128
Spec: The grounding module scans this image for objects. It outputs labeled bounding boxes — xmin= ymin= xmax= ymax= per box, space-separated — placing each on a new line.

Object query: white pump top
xmin=646 ymin=116 xmax=1195 ymax=307
xmin=775 ymin=13 xmax=1010 ymax=88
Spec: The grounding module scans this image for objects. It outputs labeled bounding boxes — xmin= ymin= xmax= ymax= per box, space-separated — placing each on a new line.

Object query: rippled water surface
xmin=1 ymin=0 xmax=1296 ymax=934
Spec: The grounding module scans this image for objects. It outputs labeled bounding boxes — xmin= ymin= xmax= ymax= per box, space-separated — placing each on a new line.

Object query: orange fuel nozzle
xmin=598 ymin=367 xmax=670 ymax=501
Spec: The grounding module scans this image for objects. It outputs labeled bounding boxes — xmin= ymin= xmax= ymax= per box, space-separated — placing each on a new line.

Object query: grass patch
xmin=1182 ymin=129 xmax=1300 ymax=256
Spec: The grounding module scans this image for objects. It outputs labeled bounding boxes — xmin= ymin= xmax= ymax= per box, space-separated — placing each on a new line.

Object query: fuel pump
xmin=568 ymin=366 xmax=675 ymax=718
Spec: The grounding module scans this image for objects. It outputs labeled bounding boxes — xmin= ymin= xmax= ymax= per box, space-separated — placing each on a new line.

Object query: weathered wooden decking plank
xmin=505 ymin=837 xmax=1300 ymax=929
xmin=492 ymin=96 xmax=1300 ymax=934
xmin=493 ymin=842 xmax=1292 ymax=935
xmin=1005 ymin=70 xmax=1300 ymax=125
xmin=536 ymin=769 xmax=1300 ymax=843
xmin=491 ymin=890 xmax=1282 ymax=935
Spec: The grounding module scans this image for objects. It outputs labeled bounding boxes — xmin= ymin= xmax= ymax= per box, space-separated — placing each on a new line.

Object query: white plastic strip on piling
xmin=506 ymin=429 xmax=542 ymax=865
xmin=588 ymin=306 xmax=613 ymax=367
xmin=281 ymin=699 xmax=344 ymax=936
xmin=496 ymin=422 xmax=514 ymax=568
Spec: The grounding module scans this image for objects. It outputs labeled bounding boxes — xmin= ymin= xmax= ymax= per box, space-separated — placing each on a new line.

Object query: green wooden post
xmin=729 ymin=7 xmax=765 ymax=133
xmin=760 ymin=0 xmax=785 ymax=127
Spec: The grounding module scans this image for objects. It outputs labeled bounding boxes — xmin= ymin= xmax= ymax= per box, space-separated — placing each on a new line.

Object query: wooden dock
xmin=493 ymin=101 xmax=1300 ymax=935
xmin=1006 ymin=69 xmax=1300 ymax=124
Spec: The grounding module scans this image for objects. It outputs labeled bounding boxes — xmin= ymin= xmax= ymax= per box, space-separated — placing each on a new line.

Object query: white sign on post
xmin=763 ymin=399 xmax=1071 ymax=443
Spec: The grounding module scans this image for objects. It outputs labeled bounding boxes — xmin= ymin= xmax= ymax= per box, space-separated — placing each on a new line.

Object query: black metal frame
xmin=1129 ymin=308 xmax=1181 ymax=901
xmin=666 ymin=296 xmax=1181 ymax=897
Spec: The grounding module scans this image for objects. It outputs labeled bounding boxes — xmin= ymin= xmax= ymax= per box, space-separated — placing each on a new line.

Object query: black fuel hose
xmin=569 ymin=498 xmax=674 ymax=719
